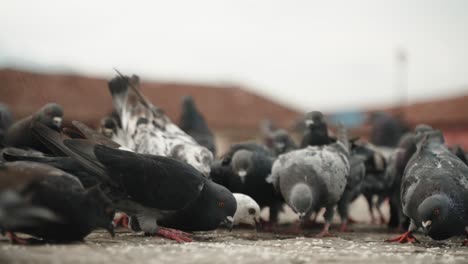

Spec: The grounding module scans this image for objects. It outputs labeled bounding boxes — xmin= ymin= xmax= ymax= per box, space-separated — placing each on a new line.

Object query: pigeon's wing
xmin=93 ymin=144 xmax=205 ymax=211
xmin=32 ymin=123 xmax=115 ymax=186
xmin=108 ymin=75 xmax=213 ymax=175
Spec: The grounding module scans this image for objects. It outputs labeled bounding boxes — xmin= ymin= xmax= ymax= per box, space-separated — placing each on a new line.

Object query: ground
xmin=0 ymin=199 xmax=467 ymax=264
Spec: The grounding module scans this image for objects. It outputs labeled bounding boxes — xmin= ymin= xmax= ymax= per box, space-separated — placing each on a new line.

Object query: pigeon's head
xmin=289 ymin=183 xmax=313 ymax=219
xmin=172 ymin=144 xmax=213 ymax=177
xmin=99 ymin=117 xmax=119 ymax=138
xmin=304 ymin=111 xmax=325 ymax=128
xmin=210 ymin=183 xmax=237 ymax=231
xmin=231 ymin=150 xmax=254 ymax=184
xmin=35 ymin=103 xmax=64 ymax=130
xmin=271 ymin=130 xmax=294 ymax=154
xmin=418 ymin=194 xmax=451 ymax=240
xmin=232 ymin=193 xmax=261 ymax=228
xmin=182 ymin=96 xmax=196 ymax=111
xmin=85 ymin=186 xmax=116 ymax=238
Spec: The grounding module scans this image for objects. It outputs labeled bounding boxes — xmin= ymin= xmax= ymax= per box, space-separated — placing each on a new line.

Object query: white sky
xmin=1 ymin=0 xmax=468 ymax=112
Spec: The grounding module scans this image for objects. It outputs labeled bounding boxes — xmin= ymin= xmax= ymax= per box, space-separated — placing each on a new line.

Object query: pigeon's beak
xmin=221 ymin=216 xmax=234 ymax=232
xmin=52 ymin=116 xmax=63 ymax=128
xmin=422 ymin=220 xmax=432 ymax=236
xmin=298 ymin=212 xmax=306 ymax=221
xmin=238 ymin=170 xmax=247 ymax=184
xmin=106 ymin=223 xmax=115 ymax=238
xmin=305 ymin=120 xmax=314 ymax=127
xmin=275 ymin=142 xmax=285 ymax=150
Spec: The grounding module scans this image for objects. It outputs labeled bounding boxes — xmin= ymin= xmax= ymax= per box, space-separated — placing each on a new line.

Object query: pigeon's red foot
xmin=316 ymin=230 xmax=334 ymax=238
xmin=113 ymin=213 xmax=129 ymax=229
xmin=385 ymin=231 xmax=418 ymax=243
xmin=462 ymin=240 xmax=468 ymax=247
xmin=347 ymin=217 xmax=359 ymax=224
xmin=6 ymin=232 xmax=29 ymax=245
xmin=339 ymin=222 xmax=354 ymax=232
xmin=155 ymin=227 xmax=192 ymax=243
xmin=260 ymin=219 xmax=277 ymax=232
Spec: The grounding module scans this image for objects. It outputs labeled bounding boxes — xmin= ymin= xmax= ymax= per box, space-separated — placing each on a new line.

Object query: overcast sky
xmin=1 ymin=0 xmax=468 ymax=112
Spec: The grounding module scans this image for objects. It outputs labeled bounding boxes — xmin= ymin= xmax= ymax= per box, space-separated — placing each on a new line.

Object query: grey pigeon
xmin=0 ymin=161 xmax=115 ymax=243
xmin=3 ymin=103 xmax=63 ymax=152
xmin=0 ymin=103 xmax=13 ymax=145
xmin=107 ymin=74 xmax=213 ymax=176
xmin=387 ymin=129 xmax=468 ymax=245
xmin=179 ymin=96 xmax=216 ymax=156
xmin=269 ymin=125 xmax=350 ymax=236
xmin=337 ymin=145 xmax=366 ymax=231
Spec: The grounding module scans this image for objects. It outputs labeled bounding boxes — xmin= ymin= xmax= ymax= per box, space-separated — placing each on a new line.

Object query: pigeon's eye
xmin=433 ymin=208 xmax=440 ymax=217
xmin=218 ymin=201 xmax=225 ymax=208
xmin=248 ymin=208 xmax=256 ymax=215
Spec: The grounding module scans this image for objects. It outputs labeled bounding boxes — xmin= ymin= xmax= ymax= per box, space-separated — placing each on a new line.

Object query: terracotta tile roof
xmin=0 ymin=69 xmax=302 ymax=131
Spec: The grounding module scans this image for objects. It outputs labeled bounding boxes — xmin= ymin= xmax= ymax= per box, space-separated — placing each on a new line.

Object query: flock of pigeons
xmin=0 ymin=74 xmax=467 ymax=247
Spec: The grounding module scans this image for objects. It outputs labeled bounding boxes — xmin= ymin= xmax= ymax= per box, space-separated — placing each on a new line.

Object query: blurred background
xmin=1 ymin=0 xmax=467 ymax=154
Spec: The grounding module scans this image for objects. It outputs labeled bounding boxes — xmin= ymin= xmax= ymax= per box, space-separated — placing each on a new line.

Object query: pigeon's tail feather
xmin=31 ymin=122 xmax=71 ymax=157
xmin=108 ymin=75 xmax=130 ymax=117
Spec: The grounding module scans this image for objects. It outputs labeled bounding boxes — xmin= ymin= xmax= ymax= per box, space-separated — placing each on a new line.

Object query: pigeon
xmin=265 ymin=129 xmax=298 ymax=156
xmin=232 ymin=193 xmax=261 ymax=227
xmin=216 ymin=142 xmax=283 ymax=227
xmin=3 ymin=103 xmax=63 ymax=152
xmin=107 ymin=74 xmax=213 ymax=176
xmin=369 ymin=112 xmax=408 ymax=147
xmin=99 ymin=116 xmax=119 ymax=139
xmin=179 ymin=96 xmax=216 ymax=156
xmin=300 ymin=111 xmax=333 ymax=148
xmin=0 ymin=103 xmax=13 ymax=145
xmin=350 ymin=142 xmax=390 ymax=224
xmin=337 ymin=145 xmax=366 ymax=231
xmin=32 ymin=122 xmax=236 ymax=242
xmin=387 ymin=129 xmax=468 ymax=245
xmin=0 ymin=161 xmax=115 ymax=243
xmin=269 ymin=124 xmax=350 ymax=236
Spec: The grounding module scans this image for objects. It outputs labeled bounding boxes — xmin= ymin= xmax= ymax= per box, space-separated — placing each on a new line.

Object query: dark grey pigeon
xmin=3 ymin=103 xmax=63 ymax=152
xmin=337 ymin=145 xmax=366 ymax=231
xmin=266 ymin=129 xmax=298 ymax=156
xmin=0 ymin=103 xmax=13 ymax=145
xmin=349 ymin=142 xmax=389 ymax=224
xmin=387 ymin=130 xmax=468 ymax=245
xmin=300 ymin=111 xmax=333 ymax=148
xmin=179 ymin=96 xmax=216 ymax=156
xmin=369 ymin=112 xmax=408 ymax=147
xmin=31 ymin=122 xmax=236 ymax=242
xmin=0 ymin=161 xmax=115 ymax=243
xmin=269 ymin=125 xmax=350 ymax=236
xmin=107 ymin=74 xmax=213 ymax=176
xmin=213 ymin=142 xmax=283 ymax=227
